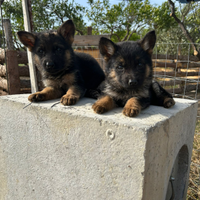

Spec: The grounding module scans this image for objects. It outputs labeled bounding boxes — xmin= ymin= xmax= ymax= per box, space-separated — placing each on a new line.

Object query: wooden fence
xmin=0 ymin=49 xmax=30 ymax=95
xmin=0 ymin=18 xmax=30 ymax=95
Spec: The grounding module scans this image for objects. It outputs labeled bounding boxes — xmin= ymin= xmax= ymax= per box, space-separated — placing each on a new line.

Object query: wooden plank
xmin=154 ymin=78 xmax=182 ymax=86
xmin=153 ymin=61 xmax=200 ymax=69
xmin=20 ymin=77 xmax=31 ymax=89
xmin=6 ymin=50 xmax=21 ymax=94
xmin=0 ymin=64 xmax=6 ymax=77
xmin=0 ymin=89 xmax=8 ymax=96
xmin=0 ymin=48 xmax=4 ymax=64
xmin=0 ymin=65 xmax=29 ymax=77
xmin=166 ymin=84 xmax=200 ymax=94
xmin=152 ymin=54 xmax=199 ymax=62
xmin=153 ymin=70 xmax=200 ymax=77
xmin=3 ymin=19 xmax=14 ymax=50
xmin=0 ymin=77 xmax=7 ymax=90
xmin=0 ymin=48 xmax=28 ymax=64
xmin=19 ymin=65 xmax=29 ymax=77
xmin=153 ymin=62 xmax=176 ymax=69
xmin=73 ymin=35 xmax=110 ymax=46
xmin=22 ymin=0 xmax=38 ymax=93
xmin=16 ymin=50 xmax=28 ymax=64
xmin=166 ymin=87 xmax=183 ymax=94
xmin=21 ymin=88 xmax=31 ymax=93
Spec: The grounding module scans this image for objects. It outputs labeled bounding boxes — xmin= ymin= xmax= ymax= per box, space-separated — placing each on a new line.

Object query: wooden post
xmin=22 ymin=0 xmax=38 ymax=93
xmin=87 ymin=27 xmax=92 ymax=35
xmin=2 ymin=19 xmax=14 ymax=50
xmin=6 ymin=50 xmax=21 ymax=94
xmin=2 ymin=19 xmax=21 ymax=94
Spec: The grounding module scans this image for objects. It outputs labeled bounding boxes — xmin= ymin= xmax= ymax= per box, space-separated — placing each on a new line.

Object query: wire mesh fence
xmin=153 ymin=43 xmax=200 ymax=102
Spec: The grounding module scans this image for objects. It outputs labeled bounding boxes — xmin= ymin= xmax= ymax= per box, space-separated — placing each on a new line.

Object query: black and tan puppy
xmin=92 ymin=31 xmax=175 ymax=117
xmin=17 ymin=20 xmax=105 ymax=105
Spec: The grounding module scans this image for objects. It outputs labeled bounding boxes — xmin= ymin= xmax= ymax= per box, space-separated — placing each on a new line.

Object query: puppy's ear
xmin=139 ymin=30 xmax=156 ymax=55
xmin=99 ymin=37 xmax=117 ymax=61
xmin=58 ymin=20 xmax=75 ymax=45
xmin=17 ymin=31 xmax=36 ymax=51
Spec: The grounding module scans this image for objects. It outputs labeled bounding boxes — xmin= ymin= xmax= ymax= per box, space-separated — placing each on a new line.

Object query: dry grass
xmin=187 ymin=121 xmax=200 ymax=200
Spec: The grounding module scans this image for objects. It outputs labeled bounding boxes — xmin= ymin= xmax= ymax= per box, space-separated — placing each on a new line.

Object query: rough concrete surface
xmin=0 ymin=94 xmax=198 ymax=200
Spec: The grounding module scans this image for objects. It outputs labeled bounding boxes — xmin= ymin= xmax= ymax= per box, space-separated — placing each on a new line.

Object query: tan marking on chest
xmin=43 ymin=79 xmax=60 ymax=88
xmin=43 ymin=73 xmax=75 ymax=88
xmin=65 ymin=51 xmax=71 ymax=61
xmin=61 ymin=73 xmax=75 ymax=86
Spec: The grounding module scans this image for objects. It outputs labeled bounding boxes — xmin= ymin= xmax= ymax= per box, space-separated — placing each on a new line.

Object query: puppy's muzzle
xmin=128 ymin=79 xmax=138 ymax=86
xmin=45 ymin=61 xmax=55 ymax=69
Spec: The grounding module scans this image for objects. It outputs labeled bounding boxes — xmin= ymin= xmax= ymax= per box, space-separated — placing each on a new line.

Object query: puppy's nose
xmin=129 ymin=79 xmax=138 ymax=86
xmin=45 ymin=61 xmax=55 ymax=68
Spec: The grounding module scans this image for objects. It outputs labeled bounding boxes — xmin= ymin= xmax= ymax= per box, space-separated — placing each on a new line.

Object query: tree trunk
xmin=168 ymin=0 xmax=200 ymax=60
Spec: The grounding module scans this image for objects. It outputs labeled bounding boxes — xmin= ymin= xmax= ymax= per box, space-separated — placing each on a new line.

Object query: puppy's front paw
xmin=123 ymin=97 xmax=141 ymax=117
xmin=123 ymin=107 xmax=140 ymax=117
xmin=28 ymin=92 xmax=46 ymax=102
xmin=61 ymin=94 xmax=79 ymax=105
xmin=92 ymin=102 xmax=107 ymax=114
xmin=163 ymin=98 xmax=175 ymax=108
xmin=92 ymin=96 xmax=115 ymax=114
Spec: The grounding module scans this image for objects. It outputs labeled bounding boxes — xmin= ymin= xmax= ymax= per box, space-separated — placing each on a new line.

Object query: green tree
xmin=31 ymin=0 xmax=86 ymax=33
xmin=148 ymin=1 xmax=183 ymax=48
xmin=2 ymin=0 xmax=86 ymax=48
xmin=150 ymin=1 xmax=177 ymax=32
xmin=86 ymin=0 xmax=153 ymax=42
xmin=168 ymin=0 xmax=200 ymax=59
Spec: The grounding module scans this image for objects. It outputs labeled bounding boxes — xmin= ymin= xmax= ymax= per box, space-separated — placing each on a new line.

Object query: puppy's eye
xmin=56 ymin=47 xmax=62 ymax=53
xmin=38 ymin=49 xmax=44 ymax=54
xmin=116 ymin=65 xmax=124 ymax=70
xmin=138 ymin=63 xmax=143 ymax=67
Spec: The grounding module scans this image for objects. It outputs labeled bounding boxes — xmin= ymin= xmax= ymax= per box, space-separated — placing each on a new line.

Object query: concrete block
xmin=0 ymin=94 xmax=198 ymax=200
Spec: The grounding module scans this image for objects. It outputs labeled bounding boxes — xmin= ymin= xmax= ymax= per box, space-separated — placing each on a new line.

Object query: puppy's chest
xmin=43 ymin=73 xmax=76 ymax=90
xmin=104 ymin=83 xmax=149 ymax=101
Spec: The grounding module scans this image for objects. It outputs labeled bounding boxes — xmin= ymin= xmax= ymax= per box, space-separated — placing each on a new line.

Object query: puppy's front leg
xmin=123 ymin=97 xmax=141 ymax=117
xmin=28 ymin=87 xmax=63 ymax=102
xmin=123 ymin=97 xmax=150 ymax=117
xmin=92 ymin=95 xmax=116 ymax=114
xmin=61 ymin=86 xmax=84 ymax=105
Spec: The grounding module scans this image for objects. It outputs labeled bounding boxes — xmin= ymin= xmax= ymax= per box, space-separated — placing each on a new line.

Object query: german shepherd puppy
xmin=17 ymin=20 xmax=105 ymax=105
xmin=92 ymin=31 xmax=175 ymax=117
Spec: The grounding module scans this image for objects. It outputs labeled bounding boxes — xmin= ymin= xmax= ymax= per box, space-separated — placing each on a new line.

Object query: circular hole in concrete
xmin=106 ymin=129 xmax=115 ymax=140
xmin=165 ymin=144 xmax=189 ymax=200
